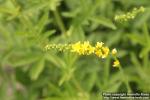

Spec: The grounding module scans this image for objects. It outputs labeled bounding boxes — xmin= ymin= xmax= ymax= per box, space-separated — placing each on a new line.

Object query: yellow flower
xmin=101 ymin=46 xmax=109 ymax=58
xmin=113 ymin=60 xmax=120 ymax=67
xmin=81 ymin=41 xmax=90 ymax=54
xmin=95 ymin=49 xmax=102 ymax=57
xmin=45 ymin=41 xmax=120 ymax=67
xmin=87 ymin=46 xmax=95 ymax=55
xmin=71 ymin=41 xmax=95 ymax=55
xmin=96 ymin=42 xmax=104 ymax=48
xmin=71 ymin=41 xmax=81 ymax=54
xmin=112 ymin=48 xmax=117 ymax=55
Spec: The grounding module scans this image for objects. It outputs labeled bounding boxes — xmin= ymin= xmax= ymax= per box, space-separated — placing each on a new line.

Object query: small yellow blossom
xmin=101 ymin=47 xmax=109 ymax=58
xmin=95 ymin=49 xmax=102 ymax=57
xmin=96 ymin=42 xmax=104 ymax=48
xmin=71 ymin=41 xmax=95 ymax=55
xmin=113 ymin=60 xmax=120 ymax=67
xmin=112 ymin=48 xmax=117 ymax=55
xmin=71 ymin=41 xmax=81 ymax=54
xmin=81 ymin=41 xmax=90 ymax=54
xmin=87 ymin=46 xmax=95 ymax=55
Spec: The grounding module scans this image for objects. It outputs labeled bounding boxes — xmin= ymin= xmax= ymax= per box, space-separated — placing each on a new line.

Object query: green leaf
xmin=49 ymin=0 xmax=62 ymax=11
xmin=106 ymin=81 xmax=122 ymax=92
xmin=90 ymin=16 xmax=117 ymax=30
xmin=43 ymin=30 xmax=56 ymax=39
xmin=134 ymin=9 xmax=150 ymax=28
xmin=29 ymin=58 xmax=45 ymax=80
xmin=127 ymin=33 xmax=146 ymax=46
xmin=140 ymin=47 xmax=150 ymax=58
xmin=48 ymin=83 xmax=62 ymax=96
xmin=35 ymin=12 xmax=50 ymax=33
xmin=12 ymin=55 xmax=39 ymax=67
xmin=45 ymin=53 xmax=66 ymax=68
xmin=83 ymin=72 xmax=97 ymax=92
xmin=59 ymin=67 xmax=75 ymax=86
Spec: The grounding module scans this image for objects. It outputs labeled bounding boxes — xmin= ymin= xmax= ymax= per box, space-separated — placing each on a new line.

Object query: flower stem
xmin=119 ymin=65 xmax=132 ymax=93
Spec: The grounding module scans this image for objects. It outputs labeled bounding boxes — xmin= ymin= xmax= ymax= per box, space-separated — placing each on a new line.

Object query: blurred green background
xmin=0 ymin=0 xmax=150 ymax=100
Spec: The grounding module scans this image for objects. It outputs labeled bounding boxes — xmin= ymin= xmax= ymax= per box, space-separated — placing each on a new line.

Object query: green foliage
xmin=0 ymin=0 xmax=150 ymax=100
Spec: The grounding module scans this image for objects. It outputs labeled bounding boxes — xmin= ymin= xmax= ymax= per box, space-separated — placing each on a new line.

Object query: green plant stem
xmin=119 ymin=65 xmax=132 ymax=93
xmin=72 ymin=77 xmax=83 ymax=92
xmin=53 ymin=9 xmax=66 ymax=34
xmin=104 ymin=58 xmax=110 ymax=84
